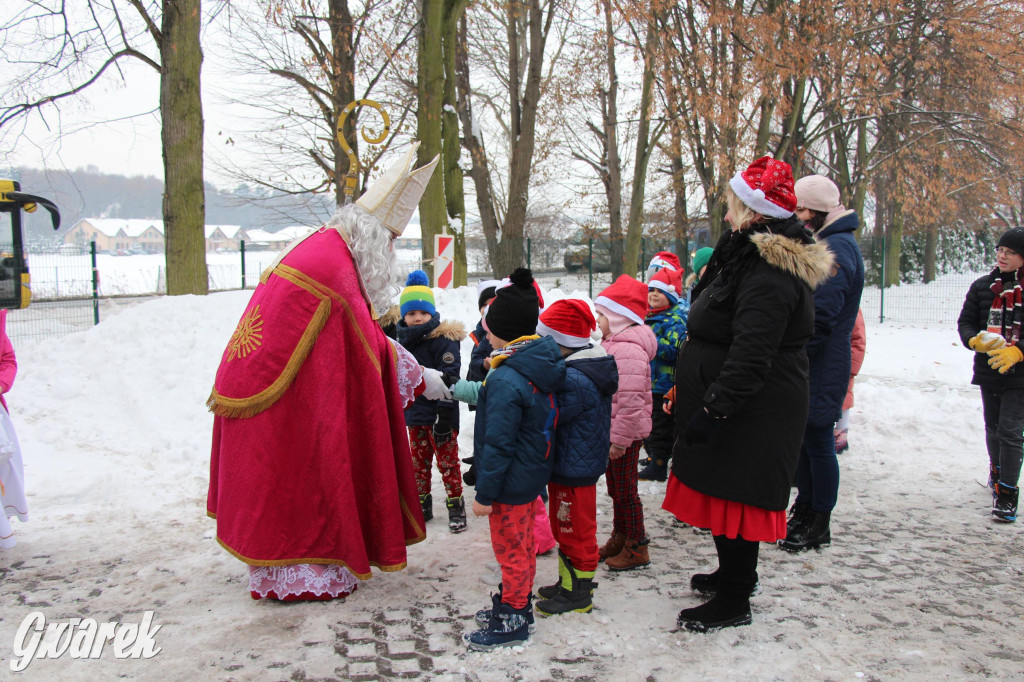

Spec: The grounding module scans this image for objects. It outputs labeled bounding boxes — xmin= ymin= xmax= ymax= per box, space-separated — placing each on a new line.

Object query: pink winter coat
xmin=843 ymin=309 xmax=866 ymax=410
xmin=601 ymin=323 xmax=658 ymax=448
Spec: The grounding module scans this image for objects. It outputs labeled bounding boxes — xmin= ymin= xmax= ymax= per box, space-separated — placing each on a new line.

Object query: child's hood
xmin=566 ymin=344 xmax=618 ymax=397
xmin=503 ymin=335 xmax=566 ymax=394
xmin=605 ymin=323 xmax=657 ymax=361
xmin=428 ymin=319 xmax=467 ymax=342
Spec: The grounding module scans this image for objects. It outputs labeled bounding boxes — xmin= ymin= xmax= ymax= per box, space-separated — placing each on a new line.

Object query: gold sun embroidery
xmin=227 ymin=305 xmax=264 ymax=361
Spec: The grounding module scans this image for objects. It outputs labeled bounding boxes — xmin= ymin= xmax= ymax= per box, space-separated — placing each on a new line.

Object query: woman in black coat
xmin=662 ymin=157 xmax=833 ymax=632
xmin=956 ymin=227 xmax=1024 ymax=523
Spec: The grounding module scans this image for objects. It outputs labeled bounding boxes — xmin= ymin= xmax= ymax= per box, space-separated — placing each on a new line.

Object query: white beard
xmin=327 ymin=204 xmax=399 ymax=315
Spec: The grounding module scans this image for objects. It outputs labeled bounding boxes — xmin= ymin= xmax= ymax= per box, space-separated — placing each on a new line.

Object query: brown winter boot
xmin=605 ymin=538 xmax=651 ymax=571
xmin=598 ymin=531 xmax=626 ymax=561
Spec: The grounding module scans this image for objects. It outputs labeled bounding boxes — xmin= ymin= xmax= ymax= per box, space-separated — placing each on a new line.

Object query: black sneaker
xmin=993 ymin=483 xmax=1018 ymax=523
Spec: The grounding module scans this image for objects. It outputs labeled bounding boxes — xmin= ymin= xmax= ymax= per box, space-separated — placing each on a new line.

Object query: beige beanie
xmin=794 ymin=175 xmax=841 ymax=213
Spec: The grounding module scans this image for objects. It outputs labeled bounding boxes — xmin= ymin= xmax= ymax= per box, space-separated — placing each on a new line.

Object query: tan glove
xmin=988 ymin=346 xmax=1024 ymax=374
xmin=971 ymin=331 xmax=1007 ymax=352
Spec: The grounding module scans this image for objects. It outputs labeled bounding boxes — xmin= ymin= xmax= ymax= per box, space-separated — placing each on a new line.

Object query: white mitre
xmin=357 ymin=142 xmax=440 ymax=236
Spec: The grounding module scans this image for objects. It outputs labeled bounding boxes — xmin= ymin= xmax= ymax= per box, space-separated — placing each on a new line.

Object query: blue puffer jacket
xmin=468 ymin=319 xmax=493 ymax=382
xmin=473 ymin=335 xmax=566 ymax=506
xmin=646 ymin=300 xmax=689 ymax=395
xmin=397 ymin=316 xmax=466 ymax=429
xmin=806 ymin=210 xmax=865 ymax=427
xmin=550 ymin=345 xmax=618 ymax=487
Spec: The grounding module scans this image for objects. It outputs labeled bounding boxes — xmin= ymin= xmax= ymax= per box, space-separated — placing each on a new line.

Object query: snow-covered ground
xmin=1 ymin=284 xmax=1022 ymax=680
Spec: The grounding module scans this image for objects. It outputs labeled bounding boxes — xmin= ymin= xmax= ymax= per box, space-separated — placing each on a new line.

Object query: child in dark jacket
xmin=534 ymin=299 xmax=618 ymax=616
xmin=639 ymin=267 xmax=689 ymax=481
xmin=464 ymin=269 xmax=566 ymax=651
xmin=396 ymin=270 xmax=468 ymax=533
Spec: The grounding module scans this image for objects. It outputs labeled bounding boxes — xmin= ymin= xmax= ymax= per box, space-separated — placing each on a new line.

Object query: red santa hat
xmin=648 ymin=267 xmax=682 ymax=304
xmin=648 ymin=251 xmax=681 ymax=273
xmin=594 ymin=275 xmax=648 ymax=326
xmin=537 ymin=299 xmax=596 ymax=348
xmin=729 ymin=156 xmax=797 ymax=219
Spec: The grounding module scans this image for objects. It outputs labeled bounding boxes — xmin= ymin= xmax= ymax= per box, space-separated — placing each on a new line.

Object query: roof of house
xmin=72 ymin=219 xmax=243 ymax=239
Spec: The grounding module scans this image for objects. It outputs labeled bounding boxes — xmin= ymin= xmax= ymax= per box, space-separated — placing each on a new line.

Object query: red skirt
xmin=662 ymin=474 xmax=786 ymax=543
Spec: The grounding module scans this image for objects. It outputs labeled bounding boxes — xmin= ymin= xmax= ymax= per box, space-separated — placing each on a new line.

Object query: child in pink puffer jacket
xmin=593 ymin=275 xmax=658 ymax=571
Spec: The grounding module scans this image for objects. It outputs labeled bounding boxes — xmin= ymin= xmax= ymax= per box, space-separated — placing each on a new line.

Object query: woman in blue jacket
xmin=780 ymin=175 xmax=865 ymax=552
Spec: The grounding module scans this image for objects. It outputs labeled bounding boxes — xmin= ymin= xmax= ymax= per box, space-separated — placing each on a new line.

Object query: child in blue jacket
xmin=463 ymin=269 xmax=565 ymax=652
xmin=534 ymin=299 xmax=617 ymax=616
xmin=396 ymin=270 xmax=467 ymax=532
xmin=639 ymin=267 xmax=689 ymax=481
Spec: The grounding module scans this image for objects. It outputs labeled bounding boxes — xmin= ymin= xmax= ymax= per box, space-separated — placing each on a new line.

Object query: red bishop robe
xmin=207 ymin=228 xmax=425 ymax=579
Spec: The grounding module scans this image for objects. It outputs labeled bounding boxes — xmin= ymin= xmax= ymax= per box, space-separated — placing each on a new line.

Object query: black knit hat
xmin=998 ymin=228 xmax=1024 ymax=256
xmin=485 ymin=268 xmax=539 ymax=342
xmin=477 ymin=285 xmax=498 ymax=311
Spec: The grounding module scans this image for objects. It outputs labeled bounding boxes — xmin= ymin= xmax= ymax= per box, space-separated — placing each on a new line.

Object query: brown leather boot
xmin=597 ymin=531 xmax=626 ymax=561
xmin=605 ymin=538 xmax=651 ymax=571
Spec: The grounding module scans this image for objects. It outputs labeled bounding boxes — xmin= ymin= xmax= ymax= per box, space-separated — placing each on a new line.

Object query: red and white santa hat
xmin=537 ymin=299 xmax=596 ymax=348
xmin=595 ymin=275 xmax=648 ymax=326
xmin=648 ymin=267 xmax=683 ymax=304
xmin=729 ymin=155 xmax=797 ymax=219
xmin=648 ymin=251 xmax=681 ymax=273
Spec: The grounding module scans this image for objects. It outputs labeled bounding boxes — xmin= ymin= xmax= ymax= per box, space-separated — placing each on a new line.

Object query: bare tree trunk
xmin=600 ymin=0 xmax=624 ymax=278
xmin=455 ymin=15 xmax=501 ymax=275
xmin=623 ymin=20 xmax=662 ymax=277
xmin=923 ymin=223 xmax=938 ymax=283
xmin=418 ymin=0 xmax=446 ymax=282
xmin=442 ymin=1 xmax=468 ymax=286
xmin=161 ymin=0 xmax=207 ymax=296
xmin=330 ymin=0 xmax=356 ymax=202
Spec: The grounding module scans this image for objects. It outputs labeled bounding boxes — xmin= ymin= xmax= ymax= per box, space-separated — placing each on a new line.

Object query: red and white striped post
xmin=434 ymin=232 xmax=454 ymax=290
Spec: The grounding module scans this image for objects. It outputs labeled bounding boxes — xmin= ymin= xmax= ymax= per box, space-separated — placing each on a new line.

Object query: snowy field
xmin=1 ymin=283 xmax=1023 ymax=680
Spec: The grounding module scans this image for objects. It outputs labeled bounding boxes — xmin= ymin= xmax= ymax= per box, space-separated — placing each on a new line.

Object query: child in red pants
xmin=396 ymin=270 xmax=468 ymax=532
xmin=534 ymin=299 xmax=618 ymax=615
xmin=464 ymin=269 xmax=565 ymax=651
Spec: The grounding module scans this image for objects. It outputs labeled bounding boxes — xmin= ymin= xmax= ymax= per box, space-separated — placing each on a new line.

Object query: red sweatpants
xmin=408 ymin=425 xmax=462 ymax=499
xmin=547 ymin=482 xmax=599 ymax=572
xmin=489 ymin=501 xmax=536 ymax=609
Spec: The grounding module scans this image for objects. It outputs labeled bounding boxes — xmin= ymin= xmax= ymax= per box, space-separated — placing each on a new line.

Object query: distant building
xmin=63 ymin=219 xmax=311 ymax=253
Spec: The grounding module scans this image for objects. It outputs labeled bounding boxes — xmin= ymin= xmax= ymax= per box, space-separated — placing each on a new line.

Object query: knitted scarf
xmin=988 ymin=268 xmax=1024 ymax=345
xmin=489 ymin=334 xmax=540 ymax=369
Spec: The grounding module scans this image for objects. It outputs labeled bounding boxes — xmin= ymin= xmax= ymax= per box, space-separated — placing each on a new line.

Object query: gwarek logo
xmin=10 ymin=611 xmax=162 ymax=672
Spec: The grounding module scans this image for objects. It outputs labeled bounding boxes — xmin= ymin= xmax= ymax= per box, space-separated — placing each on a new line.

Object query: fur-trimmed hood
xmin=427 ymin=319 xmax=467 ymax=342
xmin=377 ymin=305 xmax=401 ymax=329
xmin=751 ymin=232 xmax=835 ymax=290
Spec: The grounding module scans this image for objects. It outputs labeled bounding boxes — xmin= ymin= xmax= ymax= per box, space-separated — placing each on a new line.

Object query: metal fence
xmin=8 ymin=243 xmax=97 ymax=345
xmin=13 ymin=233 xmax=996 ymax=345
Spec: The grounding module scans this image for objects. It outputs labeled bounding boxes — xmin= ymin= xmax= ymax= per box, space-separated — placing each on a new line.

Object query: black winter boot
xmin=786 ymin=500 xmax=811 ymax=536
xmin=689 ymin=569 xmax=761 ymax=597
xmin=536 ymin=553 xmax=597 ymax=616
xmin=537 ymin=552 xmax=569 ymax=600
xmin=638 ymin=458 xmax=668 ymax=482
xmin=446 ymin=496 xmax=467 ymax=533
xmin=993 ymin=482 xmax=1019 ymax=523
xmin=678 ymin=535 xmax=756 ymax=633
xmin=779 ymin=510 xmax=831 ymax=552
xmin=419 ymin=493 xmax=433 ymax=522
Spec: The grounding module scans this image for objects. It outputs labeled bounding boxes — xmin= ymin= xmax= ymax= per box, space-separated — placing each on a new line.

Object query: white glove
xmin=420 ymin=367 xmax=453 ymax=401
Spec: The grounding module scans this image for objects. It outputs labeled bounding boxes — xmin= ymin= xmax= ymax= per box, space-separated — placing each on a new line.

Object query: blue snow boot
xmin=465 ymin=602 xmax=531 ymax=651
xmin=475 ymin=588 xmax=535 ymax=632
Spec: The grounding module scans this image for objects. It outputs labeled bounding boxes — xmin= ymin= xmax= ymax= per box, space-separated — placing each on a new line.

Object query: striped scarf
xmin=988 ymin=269 xmax=1024 ymax=345
xmin=489 ymin=334 xmax=540 ymax=369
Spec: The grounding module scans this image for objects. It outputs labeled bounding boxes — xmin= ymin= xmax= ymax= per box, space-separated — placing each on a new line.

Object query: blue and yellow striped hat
xmin=400 ymin=270 xmax=436 ymax=317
